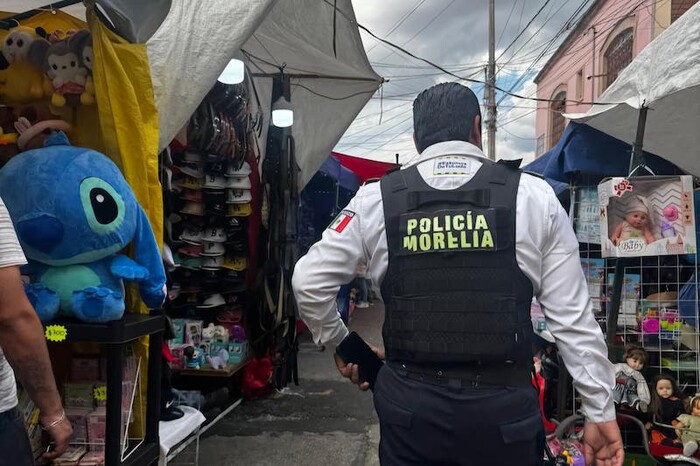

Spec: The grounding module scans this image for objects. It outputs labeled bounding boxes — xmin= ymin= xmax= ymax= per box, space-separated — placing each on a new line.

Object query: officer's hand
xmin=334 ymin=353 xmax=371 ymax=391
xmin=582 ymin=420 xmax=624 ymax=466
xmin=372 ymin=346 xmax=385 ymax=360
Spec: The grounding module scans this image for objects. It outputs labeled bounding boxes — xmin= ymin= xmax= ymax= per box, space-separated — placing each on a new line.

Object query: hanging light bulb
xmin=218 ymin=59 xmax=245 ymax=85
xmin=272 ymin=96 xmax=294 ymax=127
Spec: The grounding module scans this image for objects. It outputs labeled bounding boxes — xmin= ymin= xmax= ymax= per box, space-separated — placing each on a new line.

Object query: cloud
xmin=335 ymin=0 xmax=587 ymax=164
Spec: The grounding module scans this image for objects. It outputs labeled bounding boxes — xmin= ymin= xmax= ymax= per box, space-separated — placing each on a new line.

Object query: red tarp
xmin=331 ymin=151 xmax=397 ymax=183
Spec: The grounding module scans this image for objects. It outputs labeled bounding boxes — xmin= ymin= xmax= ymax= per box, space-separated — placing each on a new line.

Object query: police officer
xmin=292 ymin=83 xmax=623 ymax=466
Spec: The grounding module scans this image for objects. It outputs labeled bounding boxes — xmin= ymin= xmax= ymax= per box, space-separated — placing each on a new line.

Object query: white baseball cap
xmin=197 ymin=293 xmax=226 ymax=309
xmin=180 ymin=227 xmax=203 ymax=245
xmin=226 ymin=176 xmax=251 ymax=190
xmin=226 ymin=189 xmax=252 ymax=204
xmin=179 ymin=163 xmax=204 ymax=179
xmin=204 ymin=174 xmax=227 ymax=189
xmin=201 ymin=255 xmax=224 ymax=270
xmin=204 ymin=227 xmax=227 ymax=243
xmin=201 ymin=241 xmax=226 ymax=257
xmin=225 ymin=161 xmax=252 ymax=178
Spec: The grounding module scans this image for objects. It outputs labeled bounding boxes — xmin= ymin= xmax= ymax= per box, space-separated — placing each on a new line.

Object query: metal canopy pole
xmin=606 ymin=105 xmax=649 ymax=349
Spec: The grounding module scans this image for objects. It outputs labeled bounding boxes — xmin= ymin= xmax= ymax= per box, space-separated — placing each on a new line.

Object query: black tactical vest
xmin=380 ymin=160 xmax=535 ymax=379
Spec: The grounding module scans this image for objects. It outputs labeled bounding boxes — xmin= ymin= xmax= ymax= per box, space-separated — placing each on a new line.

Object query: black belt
xmin=387 ymin=360 xmax=533 ymax=388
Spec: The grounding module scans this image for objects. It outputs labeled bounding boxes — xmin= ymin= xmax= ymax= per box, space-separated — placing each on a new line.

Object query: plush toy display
xmin=0 ymin=134 xmax=166 ymax=323
xmin=34 ymin=31 xmax=90 ymax=108
xmin=183 ymin=346 xmax=205 ymax=369
xmin=0 ymin=26 xmax=51 ymax=103
xmin=69 ymin=30 xmax=94 ymax=105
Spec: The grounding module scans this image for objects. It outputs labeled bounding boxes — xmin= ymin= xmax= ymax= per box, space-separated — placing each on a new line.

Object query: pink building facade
xmin=534 ymin=0 xmax=697 ymax=157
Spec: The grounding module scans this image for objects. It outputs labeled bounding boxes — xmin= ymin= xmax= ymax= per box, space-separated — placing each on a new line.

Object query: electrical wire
xmin=365 ymin=0 xmax=428 ymax=54
xmin=291 ymin=82 xmax=376 ymax=101
xmin=323 ymin=0 xmax=622 ymax=106
xmin=518 ymin=0 xmax=654 ymax=84
xmin=374 ymin=0 xmax=458 ymax=63
xmin=495 ymin=0 xmax=553 ymax=64
xmin=496 ymin=0 xmax=520 ymax=49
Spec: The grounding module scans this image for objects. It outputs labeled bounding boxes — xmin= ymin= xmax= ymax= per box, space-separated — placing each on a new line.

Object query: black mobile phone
xmin=336 ymin=331 xmax=384 ymax=390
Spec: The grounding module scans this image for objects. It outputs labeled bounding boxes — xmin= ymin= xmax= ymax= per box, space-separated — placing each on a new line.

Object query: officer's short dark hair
xmin=412 ymin=82 xmax=482 ymax=153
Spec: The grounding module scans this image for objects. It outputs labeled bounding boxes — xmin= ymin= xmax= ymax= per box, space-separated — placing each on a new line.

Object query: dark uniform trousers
xmin=373 ymin=365 xmax=544 ymax=466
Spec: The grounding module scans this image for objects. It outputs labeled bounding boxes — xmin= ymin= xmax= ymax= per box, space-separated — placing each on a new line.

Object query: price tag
xmin=93 ymin=385 xmax=107 ymax=401
xmin=45 ymin=325 xmax=67 ymax=342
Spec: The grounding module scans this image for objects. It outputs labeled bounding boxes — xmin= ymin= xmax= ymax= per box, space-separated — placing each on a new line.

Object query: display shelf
xmin=44 ymin=314 xmax=164 ymax=344
xmin=121 ymin=441 xmax=159 ymax=466
xmin=44 ymin=313 xmax=164 ymax=466
xmin=174 ymin=359 xmax=250 ymax=378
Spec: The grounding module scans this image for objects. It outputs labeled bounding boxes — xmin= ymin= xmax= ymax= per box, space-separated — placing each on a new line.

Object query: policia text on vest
xmin=400 ymin=208 xmax=496 ymax=253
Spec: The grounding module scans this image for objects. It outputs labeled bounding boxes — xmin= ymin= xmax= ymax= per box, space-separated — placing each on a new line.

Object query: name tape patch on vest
xmin=433 ymin=157 xmax=475 ymax=176
xmin=329 ymin=209 xmax=355 ymax=233
xmin=400 ymin=208 xmax=496 ymax=253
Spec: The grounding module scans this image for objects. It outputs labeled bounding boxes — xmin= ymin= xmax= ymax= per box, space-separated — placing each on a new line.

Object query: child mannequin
xmin=648 ymin=374 xmax=685 ymax=446
xmin=611 ymin=195 xmax=657 ymax=245
xmin=613 ymin=345 xmax=651 ymax=412
xmin=677 ymin=395 xmax=700 ymax=456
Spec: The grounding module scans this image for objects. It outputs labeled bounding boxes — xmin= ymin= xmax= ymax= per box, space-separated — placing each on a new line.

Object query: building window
xmin=536 ymin=135 xmax=545 ymax=157
xmin=576 ymin=69 xmax=584 ymax=100
xmin=549 ymin=91 xmax=567 ymax=149
xmin=603 ymin=27 xmax=634 ymax=91
xmin=672 ymin=0 xmax=698 ymax=23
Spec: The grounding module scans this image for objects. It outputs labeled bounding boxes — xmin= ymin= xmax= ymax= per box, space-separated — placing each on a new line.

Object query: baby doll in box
xmin=611 ymin=195 xmax=657 ymax=246
xmin=0 ymin=133 xmax=166 ymax=323
xmin=613 ymin=345 xmax=651 ymax=412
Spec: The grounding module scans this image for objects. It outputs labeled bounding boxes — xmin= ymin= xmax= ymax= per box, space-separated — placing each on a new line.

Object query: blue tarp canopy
xmin=298 ymin=155 xmax=361 ymax=255
xmin=318 ymin=155 xmax=361 ymax=192
xmin=524 ymin=123 xmax=685 ymax=192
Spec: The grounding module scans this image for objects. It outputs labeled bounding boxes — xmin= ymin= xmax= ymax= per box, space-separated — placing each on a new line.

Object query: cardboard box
xmin=64 ymin=383 xmax=95 ymax=409
xmin=87 ymin=408 xmax=106 ymax=447
xmin=171 ymin=318 xmax=186 ymax=344
xmin=70 ymin=358 xmax=100 ymax=383
xmin=66 ymin=408 xmax=91 ymax=443
xmin=599 ymin=176 xmax=696 ymax=257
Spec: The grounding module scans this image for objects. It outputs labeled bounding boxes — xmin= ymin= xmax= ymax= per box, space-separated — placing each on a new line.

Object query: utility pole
xmin=486 ymin=0 xmax=497 ymax=161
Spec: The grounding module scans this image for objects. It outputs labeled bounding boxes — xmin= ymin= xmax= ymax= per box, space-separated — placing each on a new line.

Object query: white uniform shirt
xmin=0 ymin=197 xmax=28 ymax=413
xmin=292 ymin=141 xmax=615 ymax=423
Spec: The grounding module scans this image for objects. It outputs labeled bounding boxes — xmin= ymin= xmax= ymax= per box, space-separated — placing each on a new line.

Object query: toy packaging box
xmin=573 ymin=186 xmax=602 ymax=244
xmin=599 ymin=176 xmax=696 ymax=258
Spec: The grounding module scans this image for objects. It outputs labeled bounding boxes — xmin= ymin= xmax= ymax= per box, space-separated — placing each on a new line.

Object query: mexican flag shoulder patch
xmin=329 ymin=209 xmax=355 ymax=233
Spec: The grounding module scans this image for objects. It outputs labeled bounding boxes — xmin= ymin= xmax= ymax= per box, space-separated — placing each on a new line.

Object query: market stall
xmin=0 ymin=1 xmax=379 ymax=465
xmin=526 ymin=6 xmax=700 ymax=457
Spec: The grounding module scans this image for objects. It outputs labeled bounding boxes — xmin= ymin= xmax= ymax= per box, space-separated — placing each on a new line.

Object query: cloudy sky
xmin=335 ymin=0 xmax=592 ymax=165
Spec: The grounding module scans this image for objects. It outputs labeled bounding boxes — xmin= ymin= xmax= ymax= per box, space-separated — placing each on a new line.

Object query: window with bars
xmin=603 ymin=28 xmax=634 ymax=91
xmin=549 ymin=91 xmax=566 ymax=149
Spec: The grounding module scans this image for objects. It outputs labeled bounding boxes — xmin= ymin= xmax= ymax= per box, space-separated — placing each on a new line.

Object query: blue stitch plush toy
xmin=0 ymin=133 xmax=166 ymax=323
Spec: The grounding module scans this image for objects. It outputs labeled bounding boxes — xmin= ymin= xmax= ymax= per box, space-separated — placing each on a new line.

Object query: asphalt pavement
xmin=195 ymin=302 xmax=385 ymax=466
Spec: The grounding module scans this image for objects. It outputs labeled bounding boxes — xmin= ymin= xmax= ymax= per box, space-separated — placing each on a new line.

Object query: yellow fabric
xmin=89 ymin=11 xmax=162 ymax=439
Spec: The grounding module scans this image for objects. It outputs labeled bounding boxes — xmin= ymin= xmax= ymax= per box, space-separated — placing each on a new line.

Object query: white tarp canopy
xmin=2 ymin=0 xmax=381 ymax=188
xmin=566 ymin=1 xmax=700 ymax=176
